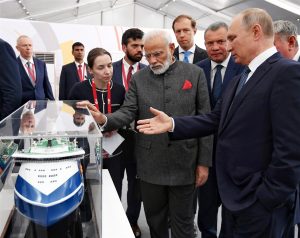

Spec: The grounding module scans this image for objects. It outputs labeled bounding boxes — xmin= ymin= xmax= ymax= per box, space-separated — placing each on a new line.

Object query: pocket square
xmin=182 ymin=80 xmax=192 ymax=90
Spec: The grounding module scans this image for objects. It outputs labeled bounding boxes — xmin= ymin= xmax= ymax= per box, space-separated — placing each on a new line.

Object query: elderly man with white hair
xmin=78 ymin=30 xmax=212 ymax=238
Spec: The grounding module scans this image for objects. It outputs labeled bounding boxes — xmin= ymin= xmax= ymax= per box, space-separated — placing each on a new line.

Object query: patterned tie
xmin=26 ymin=61 xmax=36 ymax=83
xmin=127 ymin=65 xmax=133 ymax=89
xmin=235 ymin=66 xmax=251 ymax=96
xmin=212 ymin=65 xmax=223 ymax=107
xmin=183 ymin=51 xmax=192 ymax=63
xmin=77 ymin=64 xmax=84 ymax=81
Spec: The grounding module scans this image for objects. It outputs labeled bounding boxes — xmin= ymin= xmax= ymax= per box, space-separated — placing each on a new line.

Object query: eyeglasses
xmin=144 ymin=51 xmax=164 ymax=60
xmin=205 ymin=40 xmax=227 ymax=48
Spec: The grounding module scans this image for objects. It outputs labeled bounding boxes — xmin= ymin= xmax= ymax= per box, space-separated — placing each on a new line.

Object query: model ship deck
xmin=12 ymin=138 xmax=85 ymax=160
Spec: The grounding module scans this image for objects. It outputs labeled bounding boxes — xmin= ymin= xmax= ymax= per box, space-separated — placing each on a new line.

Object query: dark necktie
xmin=235 ymin=66 xmax=251 ymax=96
xmin=212 ymin=65 xmax=223 ymax=106
xmin=127 ymin=65 xmax=133 ymax=87
xmin=78 ymin=64 xmax=83 ymax=81
xmin=183 ymin=51 xmax=192 ymax=63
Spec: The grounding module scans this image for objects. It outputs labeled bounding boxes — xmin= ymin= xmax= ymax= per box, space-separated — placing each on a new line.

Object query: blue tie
xmin=212 ymin=65 xmax=223 ymax=107
xmin=183 ymin=51 xmax=192 ymax=63
xmin=235 ymin=66 xmax=251 ymax=96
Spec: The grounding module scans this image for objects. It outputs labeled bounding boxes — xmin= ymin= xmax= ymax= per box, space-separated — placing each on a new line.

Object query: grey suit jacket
xmin=106 ymin=61 xmax=212 ymax=185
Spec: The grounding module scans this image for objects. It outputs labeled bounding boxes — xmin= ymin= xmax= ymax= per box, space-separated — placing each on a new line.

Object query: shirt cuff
xmin=169 ymin=118 xmax=175 ymax=132
xmin=98 ymin=115 xmax=108 ymax=131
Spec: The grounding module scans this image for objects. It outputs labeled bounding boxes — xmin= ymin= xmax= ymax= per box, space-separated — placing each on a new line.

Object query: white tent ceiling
xmin=0 ymin=0 xmax=299 ymax=31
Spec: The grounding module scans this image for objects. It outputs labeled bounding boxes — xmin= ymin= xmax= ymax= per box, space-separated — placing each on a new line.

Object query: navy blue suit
xmin=59 ymin=62 xmax=90 ymax=100
xmin=0 ymin=39 xmax=22 ymax=120
xmin=174 ymin=45 xmax=208 ymax=64
xmin=112 ymin=59 xmax=146 ymax=226
xmin=196 ymin=56 xmax=244 ymax=238
xmin=171 ymin=53 xmax=300 ymax=237
xmin=17 ymin=57 xmax=54 ymax=104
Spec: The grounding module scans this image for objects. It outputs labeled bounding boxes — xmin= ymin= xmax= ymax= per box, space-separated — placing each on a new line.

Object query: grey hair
xmin=16 ymin=35 xmax=31 ymax=45
xmin=143 ymin=30 xmax=172 ymax=46
xmin=204 ymin=21 xmax=228 ymax=36
xmin=273 ymin=20 xmax=298 ymax=47
xmin=240 ymin=8 xmax=274 ymax=38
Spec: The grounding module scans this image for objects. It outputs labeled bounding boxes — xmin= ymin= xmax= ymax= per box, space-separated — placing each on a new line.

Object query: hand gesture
xmin=137 ymin=107 xmax=173 ymax=134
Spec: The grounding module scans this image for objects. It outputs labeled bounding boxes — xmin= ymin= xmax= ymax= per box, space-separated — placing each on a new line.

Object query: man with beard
xmin=78 ymin=30 xmax=212 ymax=238
xmin=112 ymin=28 xmax=146 ymax=238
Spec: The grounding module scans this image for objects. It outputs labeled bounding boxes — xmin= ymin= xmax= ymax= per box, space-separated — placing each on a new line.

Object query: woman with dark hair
xmin=69 ymin=47 xmax=125 ymax=197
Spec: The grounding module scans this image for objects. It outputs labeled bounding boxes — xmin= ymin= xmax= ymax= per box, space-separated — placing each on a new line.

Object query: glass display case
xmin=0 ymin=100 xmax=103 ymax=238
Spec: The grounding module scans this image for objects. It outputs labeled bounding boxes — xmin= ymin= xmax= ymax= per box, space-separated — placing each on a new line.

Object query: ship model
xmin=13 ymin=138 xmax=85 ymax=227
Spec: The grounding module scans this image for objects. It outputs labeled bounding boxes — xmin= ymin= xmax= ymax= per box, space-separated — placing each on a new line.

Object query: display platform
xmin=0 ymin=100 xmax=105 ymax=238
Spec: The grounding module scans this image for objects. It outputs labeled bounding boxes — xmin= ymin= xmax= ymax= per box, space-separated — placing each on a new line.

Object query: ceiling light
xmin=264 ymin=0 xmax=300 ymax=15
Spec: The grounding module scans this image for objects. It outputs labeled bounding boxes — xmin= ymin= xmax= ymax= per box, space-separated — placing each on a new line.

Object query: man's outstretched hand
xmin=137 ymin=107 xmax=173 ymax=134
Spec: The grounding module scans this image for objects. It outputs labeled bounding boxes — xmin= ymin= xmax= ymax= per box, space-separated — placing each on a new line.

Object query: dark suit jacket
xmin=17 ymin=56 xmax=54 ymax=104
xmin=174 ymin=45 xmax=208 ymax=64
xmin=59 ymin=62 xmax=90 ymax=100
xmin=112 ymin=59 xmax=147 ymax=87
xmin=171 ymin=53 xmax=300 ymax=219
xmin=0 ymin=39 xmax=22 ymax=120
xmin=196 ymin=56 xmax=244 ymax=108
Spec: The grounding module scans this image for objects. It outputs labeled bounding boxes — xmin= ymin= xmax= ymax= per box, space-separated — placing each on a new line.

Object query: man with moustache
xmin=78 ymin=30 xmax=212 ymax=238
xmin=196 ymin=22 xmax=244 ymax=238
xmin=172 ymin=15 xmax=208 ymax=64
xmin=112 ymin=28 xmax=146 ymax=238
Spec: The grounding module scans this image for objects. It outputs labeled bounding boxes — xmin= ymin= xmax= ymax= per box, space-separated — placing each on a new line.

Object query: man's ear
xmin=288 ymin=35 xmax=297 ymax=49
xmin=122 ymin=44 xmax=127 ymax=53
xmin=169 ymin=43 xmax=175 ymax=55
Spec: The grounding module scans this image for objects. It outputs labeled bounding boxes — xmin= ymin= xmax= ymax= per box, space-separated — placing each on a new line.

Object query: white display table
xmin=102 ymin=169 xmax=134 ymax=238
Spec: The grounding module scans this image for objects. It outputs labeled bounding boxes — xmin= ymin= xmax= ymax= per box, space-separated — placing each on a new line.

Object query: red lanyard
xmin=122 ymin=63 xmax=139 ymax=91
xmin=91 ymin=79 xmax=111 ymax=113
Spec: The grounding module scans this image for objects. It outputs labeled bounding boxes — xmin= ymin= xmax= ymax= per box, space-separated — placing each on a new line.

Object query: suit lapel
xmin=219 ymin=53 xmax=280 ymax=134
xmin=203 ymin=62 xmax=212 ymax=91
xmin=33 ymin=58 xmax=39 ymax=84
xmin=72 ymin=62 xmax=80 ymax=82
xmin=18 ymin=57 xmax=34 ymax=87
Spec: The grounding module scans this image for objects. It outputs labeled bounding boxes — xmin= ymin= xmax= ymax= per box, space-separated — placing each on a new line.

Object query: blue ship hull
xmin=14 ymin=163 xmax=84 ymax=227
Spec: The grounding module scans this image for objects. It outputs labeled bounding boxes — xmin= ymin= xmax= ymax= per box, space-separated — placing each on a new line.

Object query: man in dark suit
xmin=196 ymin=22 xmax=244 ymax=238
xmin=172 ymin=15 xmax=208 ymax=64
xmin=137 ymin=8 xmax=300 ymax=238
xmin=274 ymin=20 xmax=300 ymax=62
xmin=0 ymin=38 xmax=22 ymax=120
xmin=59 ymin=42 xmax=91 ymax=100
xmin=16 ymin=35 xmax=54 ymax=104
xmin=273 ymin=19 xmax=300 ymax=238
xmin=112 ymin=28 xmax=146 ymax=238
xmin=78 ymin=30 xmax=212 ymax=238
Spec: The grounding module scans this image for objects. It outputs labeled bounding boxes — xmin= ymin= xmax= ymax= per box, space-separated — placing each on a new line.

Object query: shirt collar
xmin=293 ymin=48 xmax=300 ymax=62
xmin=122 ymin=58 xmax=139 ymax=72
xmin=248 ymin=46 xmax=277 ymax=73
xmin=211 ymin=53 xmax=231 ymax=70
xmin=75 ymin=61 xmax=84 ymax=67
xmin=179 ymin=44 xmax=196 ymax=54
xmin=20 ymin=55 xmax=34 ymax=65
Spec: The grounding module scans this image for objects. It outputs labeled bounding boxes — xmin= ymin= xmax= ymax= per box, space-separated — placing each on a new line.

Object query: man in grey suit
xmin=78 ymin=30 xmax=212 ymax=238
